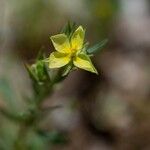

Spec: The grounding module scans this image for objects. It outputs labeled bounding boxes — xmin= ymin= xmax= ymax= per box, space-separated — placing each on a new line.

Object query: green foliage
xmin=0 ymin=22 xmax=105 ymax=150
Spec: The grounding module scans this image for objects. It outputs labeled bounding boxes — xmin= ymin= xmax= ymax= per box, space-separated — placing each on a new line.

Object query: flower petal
xmin=71 ymin=26 xmax=85 ymax=50
xmin=73 ymin=54 xmax=98 ymax=74
xmin=50 ymin=34 xmax=71 ymax=53
xmin=49 ymin=52 xmax=70 ymax=68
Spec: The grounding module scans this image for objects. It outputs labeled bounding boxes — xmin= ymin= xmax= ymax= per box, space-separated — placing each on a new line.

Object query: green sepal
xmin=61 ymin=63 xmax=73 ymax=77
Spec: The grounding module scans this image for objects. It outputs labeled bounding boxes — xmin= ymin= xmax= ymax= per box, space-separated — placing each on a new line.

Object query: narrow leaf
xmin=87 ymin=39 xmax=108 ymax=54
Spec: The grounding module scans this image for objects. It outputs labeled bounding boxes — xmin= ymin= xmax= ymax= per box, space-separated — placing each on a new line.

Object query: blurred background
xmin=0 ymin=0 xmax=150 ymax=150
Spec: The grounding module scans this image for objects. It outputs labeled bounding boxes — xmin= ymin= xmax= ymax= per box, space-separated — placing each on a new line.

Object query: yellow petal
xmin=71 ymin=26 xmax=85 ymax=50
xmin=49 ymin=52 xmax=70 ymax=68
xmin=50 ymin=34 xmax=71 ymax=53
xmin=73 ymin=54 xmax=98 ymax=74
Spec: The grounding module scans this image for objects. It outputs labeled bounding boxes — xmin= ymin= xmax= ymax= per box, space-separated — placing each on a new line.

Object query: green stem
xmin=14 ymin=68 xmax=67 ymax=149
xmin=14 ymin=124 xmax=28 ymax=150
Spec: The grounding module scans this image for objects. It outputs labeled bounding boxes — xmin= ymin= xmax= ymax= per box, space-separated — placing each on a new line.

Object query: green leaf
xmin=87 ymin=39 xmax=108 ymax=54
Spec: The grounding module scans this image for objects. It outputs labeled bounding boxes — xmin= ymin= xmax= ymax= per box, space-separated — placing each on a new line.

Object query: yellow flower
xmin=49 ymin=26 xmax=98 ymax=74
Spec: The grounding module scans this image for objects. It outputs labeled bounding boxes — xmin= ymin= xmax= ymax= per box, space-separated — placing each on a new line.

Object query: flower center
xmin=71 ymin=48 xmax=76 ymax=53
xmin=70 ymin=48 xmax=77 ymax=59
